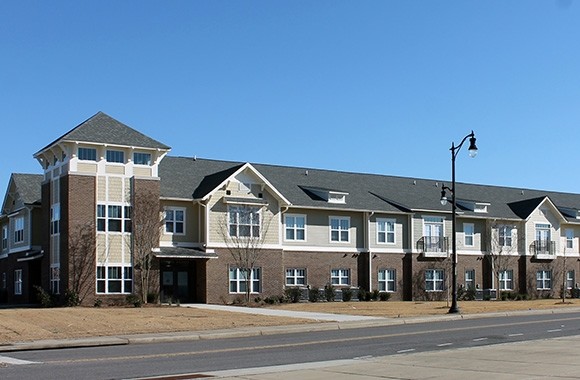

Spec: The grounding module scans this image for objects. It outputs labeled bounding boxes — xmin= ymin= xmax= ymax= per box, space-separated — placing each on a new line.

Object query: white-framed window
xmin=464 ymin=223 xmax=474 ymax=247
xmin=78 ymin=147 xmax=97 ymax=161
xmin=499 ymin=269 xmax=514 ymax=291
xmin=498 ymin=226 xmax=513 ymax=247
xmin=14 ymin=217 xmax=24 ymax=243
xmin=536 ymin=223 xmax=551 ymax=242
xmin=50 ymin=204 xmax=60 ymax=235
xmin=97 ymin=204 xmax=132 ymax=233
xmin=2 ymin=225 xmax=7 ymax=250
xmin=165 ymin=207 xmax=185 ymax=235
xmin=378 ymin=269 xmax=396 ymax=292
xmin=377 ymin=218 xmax=395 ymax=244
xmin=465 ymin=269 xmax=475 ymax=289
xmin=567 ymin=270 xmax=575 ymax=290
xmin=330 ymin=217 xmax=350 ymax=243
xmin=423 ymin=216 xmax=444 ymax=252
xmin=229 ymin=206 xmax=260 ymax=238
xmin=537 ymin=270 xmax=552 ymax=290
xmin=425 ymin=269 xmax=444 ymax=292
xmin=285 ymin=268 xmax=306 ymax=286
xmin=331 ymin=269 xmax=350 ymax=286
xmin=566 ymin=229 xmax=574 ymax=250
xmin=14 ymin=269 xmax=22 ymax=295
xmin=106 ymin=150 xmax=124 ymax=163
xmin=96 ymin=266 xmax=133 ymax=294
xmin=229 ymin=267 xmax=261 ymax=293
xmin=285 ymin=214 xmax=306 ymax=241
xmin=50 ymin=266 xmax=60 ymax=295
xmin=133 ymin=152 xmax=152 ymax=165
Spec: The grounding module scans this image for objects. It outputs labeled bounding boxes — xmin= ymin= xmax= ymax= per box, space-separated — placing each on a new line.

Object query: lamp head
xmin=440 ymin=189 xmax=448 ymax=206
xmin=468 ymin=134 xmax=478 ymax=158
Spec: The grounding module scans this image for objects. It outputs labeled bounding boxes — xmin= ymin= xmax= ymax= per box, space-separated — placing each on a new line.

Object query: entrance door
xmin=160 ymin=261 xmax=195 ymax=303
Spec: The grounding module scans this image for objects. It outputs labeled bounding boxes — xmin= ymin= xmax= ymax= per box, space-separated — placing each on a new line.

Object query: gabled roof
xmin=508 ymin=197 xmax=546 ymax=219
xmin=35 ymin=112 xmax=170 ymax=156
xmin=2 ymin=173 xmax=43 ymax=215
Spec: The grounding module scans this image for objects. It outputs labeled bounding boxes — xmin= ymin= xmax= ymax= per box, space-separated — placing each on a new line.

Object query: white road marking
xmin=548 ymin=329 xmax=562 ymax=333
xmin=508 ymin=333 xmax=524 ymax=337
xmin=0 ymin=355 xmax=39 ymax=365
xmin=437 ymin=343 xmax=453 ymax=347
xmin=473 ymin=337 xmax=488 ymax=342
xmin=397 ymin=349 xmax=416 ymax=353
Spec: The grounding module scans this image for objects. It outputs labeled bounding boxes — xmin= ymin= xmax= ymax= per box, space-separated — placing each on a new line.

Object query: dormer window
xmin=106 ymin=150 xmax=124 ymax=163
xmin=78 ymin=147 xmax=97 ymax=161
xmin=474 ymin=203 xmax=488 ymax=213
xmin=303 ymin=186 xmax=348 ymax=204
xmin=133 ymin=152 xmax=151 ymax=165
xmin=328 ymin=192 xmax=347 ymax=204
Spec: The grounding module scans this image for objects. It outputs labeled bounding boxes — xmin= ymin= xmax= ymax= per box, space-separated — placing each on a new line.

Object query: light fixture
xmin=440 ymin=189 xmax=448 ymax=206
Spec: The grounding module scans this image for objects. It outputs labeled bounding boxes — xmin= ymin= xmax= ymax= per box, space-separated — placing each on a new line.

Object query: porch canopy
xmin=154 ymin=247 xmax=218 ymax=259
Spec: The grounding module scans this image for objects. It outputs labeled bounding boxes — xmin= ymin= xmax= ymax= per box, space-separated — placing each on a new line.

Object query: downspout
xmin=280 ymin=206 xmax=289 ymax=244
xmin=368 ymin=211 xmax=374 ymax=291
xmin=196 ymin=200 xmax=208 ymax=249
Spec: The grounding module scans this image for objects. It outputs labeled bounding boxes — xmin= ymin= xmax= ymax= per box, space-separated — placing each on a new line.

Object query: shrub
xmin=285 ymin=287 xmax=302 ymax=303
xmin=94 ymin=298 xmax=103 ymax=307
xmin=64 ymin=290 xmax=80 ymax=307
xmin=34 ymin=285 xmax=55 ymax=308
xmin=126 ymin=294 xmax=143 ymax=307
xmin=308 ymin=286 xmax=320 ymax=302
xmin=324 ymin=284 xmax=335 ymax=302
xmin=147 ymin=292 xmax=159 ymax=304
xmin=370 ymin=289 xmax=380 ymax=301
xmin=342 ymin=288 xmax=353 ymax=302
xmin=379 ymin=292 xmax=391 ymax=301
xmin=358 ymin=288 xmax=371 ymax=302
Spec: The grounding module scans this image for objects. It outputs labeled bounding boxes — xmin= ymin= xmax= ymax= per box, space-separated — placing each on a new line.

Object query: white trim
xmin=284 ymin=214 xmax=307 ymax=242
xmin=329 ymin=216 xmax=351 ymax=243
xmin=376 ymin=218 xmax=396 ymax=245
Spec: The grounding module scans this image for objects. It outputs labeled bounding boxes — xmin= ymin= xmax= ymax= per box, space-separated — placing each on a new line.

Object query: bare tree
xmin=487 ymin=221 xmax=517 ymax=299
xmin=131 ymin=188 xmax=163 ymax=304
xmin=218 ymin=205 xmax=273 ymax=304
xmin=68 ymin=222 xmax=97 ymax=304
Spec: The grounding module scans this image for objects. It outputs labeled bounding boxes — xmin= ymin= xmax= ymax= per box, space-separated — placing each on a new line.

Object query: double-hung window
xmin=331 ymin=269 xmax=350 ymax=286
xmin=229 ymin=206 xmax=260 ymax=238
xmin=14 ymin=269 xmax=22 ymax=295
xmin=2 ymin=226 xmax=7 ymax=250
xmin=464 ymin=223 xmax=474 ymax=247
xmin=14 ymin=217 xmax=24 ymax=243
xmin=97 ymin=205 xmax=131 ymax=233
xmin=566 ymin=229 xmax=574 ymax=250
xmin=377 ymin=219 xmax=395 ymax=244
xmin=330 ymin=217 xmax=350 ymax=242
xmin=106 ymin=150 xmax=124 ymax=163
xmin=50 ymin=204 xmax=60 ymax=235
xmin=498 ymin=226 xmax=513 ymax=247
xmin=78 ymin=147 xmax=97 ymax=161
xmin=285 ymin=268 xmax=306 ymax=286
xmin=465 ymin=269 xmax=475 ymax=289
xmin=285 ymin=215 xmax=306 ymax=241
xmin=567 ymin=271 xmax=575 ymax=290
xmin=96 ymin=266 xmax=132 ymax=294
xmin=378 ymin=269 xmax=396 ymax=292
xmin=229 ymin=267 xmax=261 ymax=293
xmin=536 ymin=270 xmax=552 ymax=290
xmin=425 ymin=269 xmax=444 ymax=292
xmin=499 ymin=270 xmax=514 ymax=290
xmin=165 ymin=208 xmax=185 ymax=234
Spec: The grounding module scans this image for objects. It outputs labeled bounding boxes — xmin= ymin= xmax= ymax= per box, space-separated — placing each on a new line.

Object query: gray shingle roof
xmin=159 ymin=156 xmax=580 ymax=222
xmin=11 ymin=173 xmax=43 ymax=204
xmin=36 ymin=112 xmax=170 ymax=155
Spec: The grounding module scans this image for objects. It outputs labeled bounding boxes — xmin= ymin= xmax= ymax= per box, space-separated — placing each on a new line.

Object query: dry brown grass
xmin=1 ymin=299 xmax=578 ymax=345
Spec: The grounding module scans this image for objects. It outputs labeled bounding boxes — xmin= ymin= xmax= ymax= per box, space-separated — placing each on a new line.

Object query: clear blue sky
xmin=1 ymin=1 xmax=579 ymax=199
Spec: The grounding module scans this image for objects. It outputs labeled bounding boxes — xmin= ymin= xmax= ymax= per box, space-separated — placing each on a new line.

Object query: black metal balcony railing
xmin=418 ymin=236 xmax=448 ymax=253
xmin=531 ymin=240 xmax=556 ymax=256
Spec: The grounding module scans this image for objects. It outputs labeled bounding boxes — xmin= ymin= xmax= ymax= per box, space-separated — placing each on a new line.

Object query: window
xmin=465 ymin=269 xmax=475 ymax=289
xmin=499 ymin=270 xmax=514 ymax=291
xmin=331 ymin=269 xmax=350 ymax=286
xmin=566 ymin=229 xmax=574 ymax=250
xmin=378 ymin=269 xmax=396 ymax=292
xmin=50 ymin=204 xmax=60 ymax=235
xmin=96 ymin=204 xmax=131 ymax=233
xmin=14 ymin=270 xmax=22 ymax=295
xmin=1 ymin=272 xmax=5 ymax=289
xmin=425 ymin=269 xmax=444 ymax=292
xmin=377 ymin=219 xmax=395 ymax=244
xmin=229 ymin=267 xmax=261 ymax=293
xmin=229 ymin=206 xmax=260 ymax=238
xmin=106 ymin=150 xmax=124 ymax=163
xmin=133 ymin=152 xmax=152 ymax=165
xmin=286 ymin=268 xmax=306 ymax=286
xmin=96 ymin=266 xmax=132 ymax=294
xmin=2 ymin=226 xmax=7 ymax=250
xmin=464 ymin=223 xmax=474 ymax=247
xmin=285 ymin=215 xmax=306 ymax=241
xmin=78 ymin=147 xmax=97 ymax=161
xmin=567 ymin=271 xmax=575 ymax=290
xmin=498 ymin=226 xmax=513 ymax=247
xmin=536 ymin=270 xmax=552 ymax=290
xmin=330 ymin=217 xmax=350 ymax=242
xmin=423 ymin=217 xmax=444 ymax=252
xmin=536 ymin=223 xmax=551 ymax=242
xmin=14 ymin=217 xmax=24 ymax=243
xmin=165 ymin=208 xmax=185 ymax=234
xmin=50 ymin=266 xmax=60 ymax=295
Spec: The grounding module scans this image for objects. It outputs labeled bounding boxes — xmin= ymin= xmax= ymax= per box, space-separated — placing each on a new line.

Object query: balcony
xmin=531 ymin=240 xmax=556 ymax=260
xmin=418 ymin=236 xmax=448 ymax=258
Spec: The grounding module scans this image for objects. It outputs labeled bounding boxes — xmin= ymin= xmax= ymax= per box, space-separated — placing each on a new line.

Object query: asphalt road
xmin=1 ymin=311 xmax=580 ymax=379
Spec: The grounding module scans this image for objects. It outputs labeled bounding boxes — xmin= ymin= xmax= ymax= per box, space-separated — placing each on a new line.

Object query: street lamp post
xmin=440 ymin=131 xmax=478 ymax=314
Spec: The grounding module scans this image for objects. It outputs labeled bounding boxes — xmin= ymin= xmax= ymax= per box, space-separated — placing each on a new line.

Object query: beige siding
xmin=134 ymin=167 xmax=152 ymax=177
xmin=456 ymin=218 xmax=486 ymax=252
xmin=77 ymin=162 xmax=98 ymax=173
xmin=106 ymin=165 xmax=125 ymax=175
xmin=526 ymin=205 xmax=561 ymax=255
xmin=368 ymin=214 xmax=408 ymax=250
xmin=160 ymin=200 xmax=197 ymax=245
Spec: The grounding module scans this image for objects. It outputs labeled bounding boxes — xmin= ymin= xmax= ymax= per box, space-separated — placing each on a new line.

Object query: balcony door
xmin=424 ymin=217 xmax=444 ymax=252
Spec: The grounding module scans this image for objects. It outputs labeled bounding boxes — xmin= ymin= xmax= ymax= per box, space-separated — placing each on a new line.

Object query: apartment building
xmin=1 ymin=112 xmax=580 ymax=305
